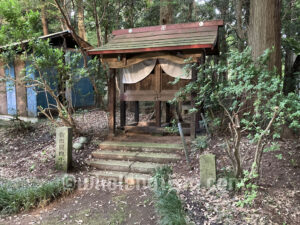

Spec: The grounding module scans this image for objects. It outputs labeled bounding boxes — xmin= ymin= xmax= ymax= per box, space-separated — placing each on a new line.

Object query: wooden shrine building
xmin=88 ymin=20 xmax=223 ymax=138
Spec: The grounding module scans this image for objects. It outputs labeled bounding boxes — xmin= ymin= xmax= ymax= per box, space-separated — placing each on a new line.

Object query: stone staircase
xmin=87 ymin=141 xmax=183 ymax=185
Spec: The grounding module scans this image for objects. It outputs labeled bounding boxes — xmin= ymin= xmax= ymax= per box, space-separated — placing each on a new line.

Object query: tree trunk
xmin=283 ymin=0 xmax=297 ymax=94
xmin=77 ymin=0 xmax=87 ymax=41
xmin=187 ymin=0 xmax=194 ymax=22
xmin=249 ymin=0 xmax=281 ymax=75
xmin=160 ymin=0 xmax=173 ymax=25
xmin=93 ymin=0 xmax=102 ymax=47
xmin=41 ymin=1 xmax=49 ymax=35
xmin=235 ymin=0 xmax=245 ymax=51
xmin=283 ymin=50 xmax=297 ymax=94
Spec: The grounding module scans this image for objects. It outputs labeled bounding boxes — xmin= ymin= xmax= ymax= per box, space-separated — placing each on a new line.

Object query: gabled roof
xmin=88 ymin=20 xmax=223 ymax=55
xmin=0 ymin=30 xmax=92 ymax=51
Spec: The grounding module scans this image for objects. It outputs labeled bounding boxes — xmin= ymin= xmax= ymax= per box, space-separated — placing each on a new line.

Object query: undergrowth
xmin=0 ymin=176 xmax=75 ymax=215
xmin=151 ymin=166 xmax=187 ymax=225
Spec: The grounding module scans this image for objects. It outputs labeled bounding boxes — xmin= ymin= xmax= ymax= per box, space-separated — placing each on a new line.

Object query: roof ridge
xmin=112 ymin=20 xmax=224 ymax=36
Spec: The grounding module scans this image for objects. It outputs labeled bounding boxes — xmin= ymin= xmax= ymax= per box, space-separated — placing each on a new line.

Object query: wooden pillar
xmin=190 ymin=59 xmax=199 ymax=140
xmin=196 ymin=54 xmax=205 ymax=131
xmin=134 ymin=101 xmax=139 ymax=123
xmin=155 ymin=64 xmax=161 ymax=127
xmin=14 ymin=58 xmax=27 ymax=117
xmin=190 ymin=55 xmax=203 ymax=139
xmin=120 ymin=101 xmax=126 ymax=128
xmin=108 ymin=69 xmax=116 ymax=136
xmin=120 ymin=70 xmax=126 ymax=128
xmin=190 ymin=70 xmax=197 ymax=139
xmin=155 ymin=101 xmax=161 ymax=127
xmin=0 ymin=62 xmax=7 ymax=115
xmin=166 ymin=102 xmax=171 ymax=123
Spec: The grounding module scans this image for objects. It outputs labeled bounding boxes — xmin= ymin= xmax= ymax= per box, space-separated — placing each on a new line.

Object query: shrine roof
xmin=88 ymin=20 xmax=223 ymax=55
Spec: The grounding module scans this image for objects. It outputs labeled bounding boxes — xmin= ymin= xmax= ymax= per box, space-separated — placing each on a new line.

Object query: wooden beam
xmin=101 ymin=52 xmax=202 ymax=68
xmin=88 ymin=44 xmax=213 ymax=55
xmin=122 ymin=90 xmax=191 ymax=102
xmin=108 ymin=69 xmax=116 ymax=136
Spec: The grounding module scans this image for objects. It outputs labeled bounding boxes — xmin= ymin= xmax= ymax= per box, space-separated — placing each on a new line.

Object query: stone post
xmin=199 ymin=154 xmax=216 ymax=188
xmin=56 ymin=127 xmax=72 ymax=172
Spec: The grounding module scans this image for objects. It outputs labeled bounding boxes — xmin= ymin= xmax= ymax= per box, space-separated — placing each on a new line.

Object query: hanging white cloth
xmin=159 ymin=59 xmax=192 ymax=79
xmin=121 ymin=59 xmax=157 ymax=84
xmin=121 ymin=58 xmax=192 ymax=84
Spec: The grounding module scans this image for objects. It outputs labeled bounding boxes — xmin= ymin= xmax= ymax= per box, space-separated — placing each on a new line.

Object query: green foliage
xmin=0 ymin=176 xmax=75 ymax=215
xmin=164 ymin=119 xmax=179 ymax=134
xmin=192 ymin=135 xmax=209 ymax=150
xmin=218 ymin=167 xmax=238 ymax=191
xmin=175 ymin=47 xmax=300 ymax=178
xmin=282 ymin=0 xmax=300 ymax=54
xmin=151 ymin=166 xmax=187 ymax=225
xmin=263 ymin=142 xmax=280 ymax=153
xmin=8 ymin=117 xmax=34 ymax=133
xmin=236 ymin=170 xmax=258 ymax=208
xmin=275 ymin=154 xmax=283 ymax=160
xmin=0 ymin=0 xmax=41 ymax=45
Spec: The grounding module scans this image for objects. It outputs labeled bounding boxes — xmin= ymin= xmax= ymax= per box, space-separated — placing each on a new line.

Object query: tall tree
xmin=77 ymin=0 xmax=86 ymax=40
xmin=40 ymin=0 xmax=49 ymax=35
xmin=282 ymin=0 xmax=300 ymax=94
xmin=248 ymin=0 xmax=281 ymax=74
xmin=160 ymin=0 xmax=173 ymax=24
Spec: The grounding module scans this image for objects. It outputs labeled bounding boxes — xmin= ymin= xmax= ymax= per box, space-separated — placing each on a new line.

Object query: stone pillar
xmin=199 ymin=154 xmax=216 ymax=188
xmin=56 ymin=127 xmax=72 ymax=172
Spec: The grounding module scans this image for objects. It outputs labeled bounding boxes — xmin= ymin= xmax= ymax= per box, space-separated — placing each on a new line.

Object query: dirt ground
xmin=172 ymin=137 xmax=300 ymax=225
xmin=0 ymin=186 xmax=156 ymax=225
xmin=0 ymin=109 xmax=300 ymax=225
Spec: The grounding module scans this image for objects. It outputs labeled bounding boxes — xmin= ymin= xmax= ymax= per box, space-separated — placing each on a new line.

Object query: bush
xmin=0 ymin=176 xmax=75 ymax=215
xmin=8 ymin=116 xmax=34 ymax=133
xmin=175 ymin=47 xmax=300 ymax=178
xmin=151 ymin=166 xmax=187 ymax=225
xmin=164 ymin=119 xmax=179 ymax=135
xmin=192 ymin=135 xmax=209 ymax=150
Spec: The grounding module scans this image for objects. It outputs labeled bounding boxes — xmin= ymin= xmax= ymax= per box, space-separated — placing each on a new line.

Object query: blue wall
xmin=70 ymin=55 xmax=94 ymax=108
xmin=36 ymin=68 xmax=58 ymax=111
xmin=5 ymin=64 xmax=17 ymax=115
xmin=3 ymin=54 xmax=95 ymax=117
xmin=71 ymin=76 xmax=95 ymax=108
xmin=26 ymin=62 xmax=37 ymax=117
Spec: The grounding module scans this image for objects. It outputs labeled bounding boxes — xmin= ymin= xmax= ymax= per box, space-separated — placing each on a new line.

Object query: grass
xmin=151 ymin=166 xmax=187 ymax=225
xmin=0 ymin=176 xmax=75 ymax=215
xmin=109 ymin=194 xmax=127 ymax=225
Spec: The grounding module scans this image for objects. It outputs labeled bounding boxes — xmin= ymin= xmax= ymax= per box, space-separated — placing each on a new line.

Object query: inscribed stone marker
xmin=199 ymin=154 xmax=216 ymax=188
xmin=56 ymin=127 xmax=72 ymax=172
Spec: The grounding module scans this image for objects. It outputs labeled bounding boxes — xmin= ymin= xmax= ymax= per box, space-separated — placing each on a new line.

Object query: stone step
xmin=90 ymin=171 xmax=152 ymax=185
xmin=99 ymin=141 xmax=183 ymax=153
xmin=87 ymin=159 xmax=164 ymax=174
xmin=92 ymin=150 xmax=181 ymax=163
